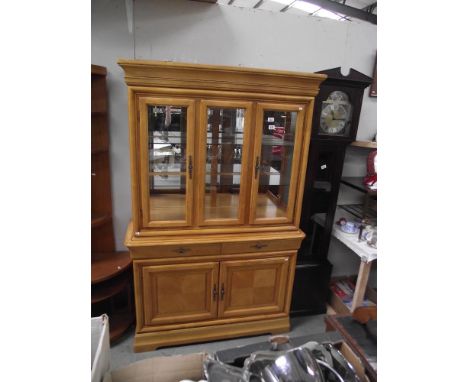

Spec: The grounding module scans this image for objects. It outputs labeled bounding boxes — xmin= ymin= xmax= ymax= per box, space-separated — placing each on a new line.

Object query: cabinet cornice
xmin=118 ymin=60 xmax=326 ymax=97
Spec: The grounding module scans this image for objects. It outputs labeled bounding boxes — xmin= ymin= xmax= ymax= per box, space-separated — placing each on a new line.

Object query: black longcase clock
xmin=291 ymin=67 xmax=372 ymax=316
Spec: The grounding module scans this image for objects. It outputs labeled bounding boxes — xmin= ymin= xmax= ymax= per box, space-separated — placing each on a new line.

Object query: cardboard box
xmin=103 ymin=345 xmax=366 ymax=382
xmin=329 ymin=276 xmax=377 ymax=315
xmin=96 ymin=319 xmax=367 ymax=382
xmin=214 ymin=332 xmax=368 ymax=382
xmin=324 ymin=313 xmax=377 ymax=382
xmin=103 ymin=353 xmax=208 ymax=382
xmin=92 ymin=315 xmax=110 ymax=382
xmin=335 ymin=341 xmax=371 ymax=382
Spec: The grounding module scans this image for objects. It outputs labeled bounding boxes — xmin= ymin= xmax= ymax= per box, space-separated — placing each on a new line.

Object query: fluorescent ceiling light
xmin=314 ymin=8 xmax=343 ymax=20
xmin=293 ymin=1 xmax=320 ymax=13
xmin=270 ymin=0 xmax=346 ymax=21
xmin=270 ymin=0 xmax=295 ymax=5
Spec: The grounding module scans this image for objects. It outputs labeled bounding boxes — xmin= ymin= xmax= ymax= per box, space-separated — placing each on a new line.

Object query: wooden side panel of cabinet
xmin=141 ymin=262 xmax=219 ymax=326
xmin=218 ymin=256 xmax=290 ymax=318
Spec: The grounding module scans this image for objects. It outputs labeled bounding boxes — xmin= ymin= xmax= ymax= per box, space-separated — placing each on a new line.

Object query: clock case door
xmin=311 ymin=68 xmax=372 ymax=143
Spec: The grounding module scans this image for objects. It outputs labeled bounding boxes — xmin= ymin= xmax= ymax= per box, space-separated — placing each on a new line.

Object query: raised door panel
xmin=218 ymin=256 xmax=290 ymax=318
xmin=138 ymin=97 xmax=195 ymax=228
xmin=142 ymin=262 xmax=218 ymax=326
xmin=197 ymin=100 xmax=254 ymax=226
xmin=249 ymin=103 xmax=306 ymax=225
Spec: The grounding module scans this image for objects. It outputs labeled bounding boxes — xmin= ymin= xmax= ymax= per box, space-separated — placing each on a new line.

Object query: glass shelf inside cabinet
xmin=255 ymin=110 xmax=298 ymax=220
xmin=147 ymin=105 xmax=188 ymax=223
xmin=207 ymin=131 xmax=244 ymax=145
xmin=204 ymin=106 xmax=246 ymax=222
xmin=261 ymin=136 xmax=295 ymax=146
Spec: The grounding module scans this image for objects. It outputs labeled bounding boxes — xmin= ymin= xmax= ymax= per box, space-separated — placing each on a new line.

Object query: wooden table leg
xmin=351 ymin=260 xmax=372 ymax=312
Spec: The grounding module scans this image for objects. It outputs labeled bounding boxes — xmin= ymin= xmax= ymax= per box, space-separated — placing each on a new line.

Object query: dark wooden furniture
xmin=291 ymin=68 xmax=372 ymax=316
xmin=325 ymin=312 xmax=377 ymax=382
xmin=369 ymin=56 xmax=377 ymax=97
xmin=91 ymin=64 xmax=134 ymax=342
xmin=310 ymin=68 xmax=373 ymax=143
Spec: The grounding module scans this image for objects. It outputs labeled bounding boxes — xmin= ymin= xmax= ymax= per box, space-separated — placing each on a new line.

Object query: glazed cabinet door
xmin=141 ymin=262 xmax=219 ymax=326
xmin=197 ymin=100 xmax=253 ymax=226
xmin=138 ymin=97 xmax=195 ymax=228
xmin=218 ymin=256 xmax=290 ymax=318
xmin=249 ymin=103 xmax=306 ymax=225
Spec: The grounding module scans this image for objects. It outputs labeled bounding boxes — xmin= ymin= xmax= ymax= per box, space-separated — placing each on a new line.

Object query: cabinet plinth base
xmin=133 ymin=316 xmax=290 ymax=352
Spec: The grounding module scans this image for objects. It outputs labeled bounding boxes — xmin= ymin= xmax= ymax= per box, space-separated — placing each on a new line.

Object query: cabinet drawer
xmin=221 ymin=238 xmax=299 ymax=255
xmin=132 ymin=243 xmax=221 ymax=259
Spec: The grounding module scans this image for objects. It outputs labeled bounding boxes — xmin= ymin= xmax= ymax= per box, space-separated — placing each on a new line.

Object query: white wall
xmin=92 ymin=0 xmax=134 ymax=249
xmin=91 ymin=0 xmax=377 ymax=285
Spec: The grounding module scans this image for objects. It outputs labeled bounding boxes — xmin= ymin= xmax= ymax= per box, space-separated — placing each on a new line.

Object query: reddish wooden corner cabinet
xmin=91 ymin=64 xmax=134 ymax=342
xmin=118 ymin=60 xmax=326 ymax=352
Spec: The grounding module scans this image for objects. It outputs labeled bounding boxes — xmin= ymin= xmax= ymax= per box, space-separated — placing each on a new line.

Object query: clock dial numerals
xmin=319 ymin=91 xmax=353 ymax=136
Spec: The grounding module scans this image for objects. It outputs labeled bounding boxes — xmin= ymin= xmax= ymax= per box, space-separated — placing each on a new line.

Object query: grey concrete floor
xmin=110 ymin=314 xmax=326 ymax=370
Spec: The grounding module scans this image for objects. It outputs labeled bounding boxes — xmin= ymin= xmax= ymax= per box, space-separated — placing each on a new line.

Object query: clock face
xmin=320 ymin=91 xmax=353 ymax=136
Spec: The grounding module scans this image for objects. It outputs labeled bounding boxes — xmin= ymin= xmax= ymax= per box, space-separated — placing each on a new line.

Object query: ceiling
xmin=208 ymin=0 xmax=377 ymax=23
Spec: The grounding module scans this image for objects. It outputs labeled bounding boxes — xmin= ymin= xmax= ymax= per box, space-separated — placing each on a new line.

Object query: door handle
xmin=220 ymin=283 xmax=225 ymax=301
xmin=255 ymin=156 xmax=260 ymax=178
xmin=213 ymin=284 xmax=217 ymax=301
xmin=188 ymin=155 xmax=193 ymax=179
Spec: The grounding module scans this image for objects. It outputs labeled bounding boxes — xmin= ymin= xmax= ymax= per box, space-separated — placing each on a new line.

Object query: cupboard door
xmin=249 ymin=103 xmax=306 ymax=224
xmin=218 ymin=257 xmax=290 ymax=318
xmin=139 ymin=97 xmax=195 ymax=228
xmin=142 ymin=262 xmax=219 ymax=326
xmin=197 ymin=100 xmax=253 ymax=226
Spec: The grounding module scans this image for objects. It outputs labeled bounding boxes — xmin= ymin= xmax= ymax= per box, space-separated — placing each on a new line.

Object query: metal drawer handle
xmin=220 ymin=283 xmax=225 ymax=300
xmin=252 ymin=242 xmax=268 ymax=250
xmin=173 ymin=247 xmax=190 ymax=254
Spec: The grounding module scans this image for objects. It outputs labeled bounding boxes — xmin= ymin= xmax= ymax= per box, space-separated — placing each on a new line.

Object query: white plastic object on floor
xmin=92 ymin=314 xmax=110 ymax=382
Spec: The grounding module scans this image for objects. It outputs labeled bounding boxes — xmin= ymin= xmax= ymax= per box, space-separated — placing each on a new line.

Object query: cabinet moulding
xmin=118 ymin=60 xmax=326 ymax=97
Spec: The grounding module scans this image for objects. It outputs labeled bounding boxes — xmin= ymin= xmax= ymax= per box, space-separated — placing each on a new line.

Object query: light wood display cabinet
xmin=119 ymin=60 xmax=326 ymax=352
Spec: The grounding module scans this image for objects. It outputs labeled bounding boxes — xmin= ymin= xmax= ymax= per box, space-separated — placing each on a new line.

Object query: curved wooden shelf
xmin=109 ymin=310 xmax=134 ymax=343
xmin=91 ymin=251 xmax=132 ymax=284
xmin=350 ymin=141 xmax=377 ymax=149
xmin=91 ymin=272 xmax=129 ymax=303
xmin=91 ymin=214 xmax=112 ymax=228
xmin=92 ymin=64 xmax=107 ymax=76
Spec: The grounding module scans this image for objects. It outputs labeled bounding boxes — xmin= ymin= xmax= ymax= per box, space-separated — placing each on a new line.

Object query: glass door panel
xmin=198 ymin=100 xmax=252 ymax=225
xmin=250 ymin=103 xmax=305 ymax=224
xmin=139 ymin=98 xmax=194 ymax=228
